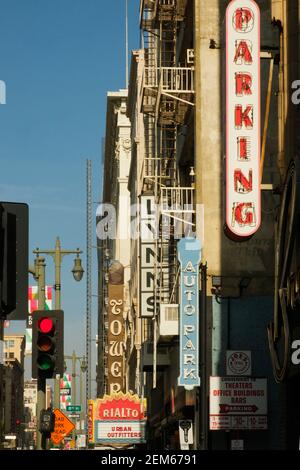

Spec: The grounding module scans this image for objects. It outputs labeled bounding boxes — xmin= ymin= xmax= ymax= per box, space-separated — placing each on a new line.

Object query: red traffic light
xmin=38 ymin=317 xmax=54 ymax=334
xmin=32 ymin=310 xmax=64 ymax=379
xmin=16 ymin=419 xmax=21 ymax=426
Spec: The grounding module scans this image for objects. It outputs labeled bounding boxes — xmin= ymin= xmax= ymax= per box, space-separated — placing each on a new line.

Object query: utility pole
xmin=199 ymin=263 xmax=208 ymax=450
xmin=86 ymin=160 xmax=92 ymax=416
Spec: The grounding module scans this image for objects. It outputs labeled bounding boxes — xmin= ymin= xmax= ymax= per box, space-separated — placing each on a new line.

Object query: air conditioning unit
xmin=159 ymin=304 xmax=179 ymax=339
xmin=187 ymin=49 xmax=194 ymax=64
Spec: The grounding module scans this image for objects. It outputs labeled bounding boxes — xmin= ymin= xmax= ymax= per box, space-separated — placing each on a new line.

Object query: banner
xmin=60 ymin=374 xmax=72 ymax=410
xmin=26 ymin=285 xmax=53 ymax=353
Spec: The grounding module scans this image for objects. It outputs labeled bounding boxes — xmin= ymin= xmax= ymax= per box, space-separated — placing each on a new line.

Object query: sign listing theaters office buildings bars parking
xmin=226 ymin=0 xmax=261 ymax=239
xmin=209 ymin=377 xmax=267 ymax=430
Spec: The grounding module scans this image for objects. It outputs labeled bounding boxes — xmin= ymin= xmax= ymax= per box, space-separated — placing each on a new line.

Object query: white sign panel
xmin=140 ymin=196 xmax=168 ymax=317
xmin=77 ymin=434 xmax=86 ymax=448
xmin=210 ymin=377 xmax=267 ymax=430
xmin=95 ymin=420 xmax=146 ymax=443
xmin=226 ymin=0 xmax=261 ymax=239
xmin=226 ymin=350 xmax=252 ymax=376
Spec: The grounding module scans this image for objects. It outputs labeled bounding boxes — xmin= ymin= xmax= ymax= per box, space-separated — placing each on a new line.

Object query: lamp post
xmin=33 ymin=237 xmax=84 ymax=411
xmin=64 ymin=352 xmax=87 ymax=444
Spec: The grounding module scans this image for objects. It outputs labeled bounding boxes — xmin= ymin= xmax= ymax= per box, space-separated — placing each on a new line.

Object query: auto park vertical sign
xmin=177 ymin=237 xmax=201 ymax=390
xmin=226 ymin=0 xmax=261 ymax=239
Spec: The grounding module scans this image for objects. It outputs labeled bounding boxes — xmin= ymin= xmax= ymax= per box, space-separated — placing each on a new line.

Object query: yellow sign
xmin=51 ymin=408 xmax=75 ymax=445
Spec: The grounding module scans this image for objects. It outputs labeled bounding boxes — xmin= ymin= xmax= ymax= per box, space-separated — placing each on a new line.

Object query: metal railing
xmin=160 ymin=67 xmax=194 ymax=93
xmin=161 ymin=187 xmax=195 ymax=212
xmin=144 ymin=67 xmax=158 ymax=88
xmin=143 ymin=67 xmax=194 ymax=93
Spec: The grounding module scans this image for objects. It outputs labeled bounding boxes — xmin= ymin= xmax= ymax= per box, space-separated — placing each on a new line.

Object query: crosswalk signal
xmin=32 ymin=310 xmax=64 ymax=379
xmin=39 ymin=409 xmax=55 ymax=434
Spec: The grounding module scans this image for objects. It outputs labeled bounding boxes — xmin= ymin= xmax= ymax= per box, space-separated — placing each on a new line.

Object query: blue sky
xmin=0 ymin=0 xmax=140 ymax=394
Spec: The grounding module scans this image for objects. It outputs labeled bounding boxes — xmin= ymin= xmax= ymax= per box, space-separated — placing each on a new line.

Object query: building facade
xmin=97 ymin=0 xmax=300 ymax=450
xmin=97 ymin=90 xmax=132 ymax=398
xmin=2 ymin=335 xmax=25 ymax=446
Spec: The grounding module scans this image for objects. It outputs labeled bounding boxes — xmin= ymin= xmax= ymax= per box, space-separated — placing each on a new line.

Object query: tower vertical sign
xmin=178 ymin=237 xmax=201 ymax=390
xmin=226 ymin=0 xmax=261 ymax=239
xmin=107 ymin=262 xmax=125 ymax=395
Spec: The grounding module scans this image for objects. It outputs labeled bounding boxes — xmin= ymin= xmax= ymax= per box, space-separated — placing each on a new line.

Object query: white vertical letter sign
xmin=226 ymin=0 xmax=261 ymax=239
xmin=177 ymin=237 xmax=201 ymax=390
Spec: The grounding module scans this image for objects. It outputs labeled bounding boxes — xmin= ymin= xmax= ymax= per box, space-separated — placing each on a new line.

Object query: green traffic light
xmin=37 ymin=354 xmax=53 ymax=370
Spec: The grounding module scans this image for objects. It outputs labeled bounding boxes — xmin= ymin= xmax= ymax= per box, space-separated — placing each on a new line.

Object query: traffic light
xmin=0 ymin=201 xmax=28 ymax=319
xmin=32 ymin=310 xmax=64 ymax=379
xmin=39 ymin=409 xmax=55 ymax=434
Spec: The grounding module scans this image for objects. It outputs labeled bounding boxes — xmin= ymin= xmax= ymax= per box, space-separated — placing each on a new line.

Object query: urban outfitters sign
xmin=226 ymin=0 xmax=261 ymax=239
xmin=177 ymin=237 xmax=201 ymax=390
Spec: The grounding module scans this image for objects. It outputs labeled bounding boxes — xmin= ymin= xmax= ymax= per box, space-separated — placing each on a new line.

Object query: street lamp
xmin=72 ymin=255 xmax=84 ymax=282
xmin=64 ymin=352 xmax=87 ymax=440
xmin=33 ymin=237 xmax=84 ymax=410
xmin=33 ymin=236 xmax=84 ymax=310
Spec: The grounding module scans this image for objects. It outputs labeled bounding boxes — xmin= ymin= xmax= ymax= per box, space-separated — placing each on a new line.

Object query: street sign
xmin=209 ymin=377 xmax=267 ymax=430
xmin=50 ymin=409 xmax=75 ymax=445
xmin=66 ymin=405 xmax=81 ymax=412
xmin=68 ymin=414 xmax=80 ymax=419
xmin=226 ymin=351 xmax=252 ymax=376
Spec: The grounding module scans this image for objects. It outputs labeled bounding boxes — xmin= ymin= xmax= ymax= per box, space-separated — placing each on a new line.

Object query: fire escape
xmin=140 ymin=0 xmax=195 ymax=380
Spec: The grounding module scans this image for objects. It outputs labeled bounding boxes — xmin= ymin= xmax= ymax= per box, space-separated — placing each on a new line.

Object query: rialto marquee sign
xmin=177 ymin=237 xmax=201 ymax=390
xmin=226 ymin=0 xmax=261 ymax=239
xmin=88 ymin=393 xmax=147 ymax=444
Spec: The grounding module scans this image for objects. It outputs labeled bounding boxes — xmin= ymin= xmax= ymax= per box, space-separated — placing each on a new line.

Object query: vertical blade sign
xmin=226 ymin=0 xmax=261 ymax=239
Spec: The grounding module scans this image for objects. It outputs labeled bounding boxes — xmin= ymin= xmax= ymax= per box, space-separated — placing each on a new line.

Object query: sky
xmin=0 ymin=0 xmax=140 ymax=396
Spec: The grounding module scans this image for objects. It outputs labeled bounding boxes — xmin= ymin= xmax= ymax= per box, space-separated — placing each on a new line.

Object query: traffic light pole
xmin=35 ymin=257 xmax=46 ymax=451
xmin=33 ymin=238 xmax=83 ymax=412
xmin=0 ymin=317 xmax=4 ymax=447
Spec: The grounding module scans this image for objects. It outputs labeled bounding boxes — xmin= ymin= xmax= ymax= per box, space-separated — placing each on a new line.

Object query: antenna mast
xmin=125 ymin=0 xmax=129 ymax=88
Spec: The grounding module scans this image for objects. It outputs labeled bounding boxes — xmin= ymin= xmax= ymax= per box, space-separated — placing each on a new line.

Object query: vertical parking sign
xmin=177 ymin=237 xmax=201 ymax=390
